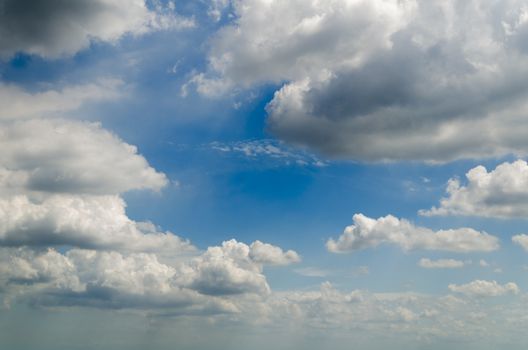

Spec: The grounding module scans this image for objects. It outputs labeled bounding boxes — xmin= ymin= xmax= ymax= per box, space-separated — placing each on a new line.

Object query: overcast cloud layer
xmin=195 ymin=0 xmax=528 ymax=162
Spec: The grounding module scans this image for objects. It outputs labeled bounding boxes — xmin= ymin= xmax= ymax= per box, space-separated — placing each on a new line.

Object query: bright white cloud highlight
xmin=448 ymin=280 xmax=520 ymax=297
xmin=421 ymin=160 xmax=528 ymax=218
xmin=326 ymin=214 xmax=499 ymax=253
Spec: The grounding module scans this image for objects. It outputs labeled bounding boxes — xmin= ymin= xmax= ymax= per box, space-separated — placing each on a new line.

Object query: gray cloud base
xmin=198 ymin=0 xmax=528 ymax=162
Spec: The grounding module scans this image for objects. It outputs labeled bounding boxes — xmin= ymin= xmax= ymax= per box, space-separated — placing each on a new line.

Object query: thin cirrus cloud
xmin=326 ymin=213 xmax=499 ymax=253
xmin=194 ymin=0 xmax=528 ymax=162
xmin=0 ymin=0 xmax=194 ymax=59
xmin=421 ymin=160 xmax=528 ymax=218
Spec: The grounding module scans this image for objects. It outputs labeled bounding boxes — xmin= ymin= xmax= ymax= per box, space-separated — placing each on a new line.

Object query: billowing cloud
xmin=196 ymin=0 xmax=528 ymax=162
xmin=448 ymin=280 xmax=520 ymax=297
xmin=0 ymin=79 xmax=123 ymax=120
xmin=326 ymin=214 xmax=499 ymax=253
xmin=421 ymin=160 xmax=528 ymax=218
xmin=0 ymin=0 xmax=194 ymax=59
xmin=418 ymin=258 xmax=465 ymax=269
xmin=0 ymin=118 xmax=167 ymax=195
xmin=1 ymin=238 xmax=300 ymax=310
xmin=177 ymin=239 xmax=300 ymax=296
xmin=0 ymin=194 xmax=193 ymax=253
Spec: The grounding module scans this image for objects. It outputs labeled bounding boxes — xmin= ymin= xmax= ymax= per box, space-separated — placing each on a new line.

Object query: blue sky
xmin=2 ymin=1 xmax=528 ymax=349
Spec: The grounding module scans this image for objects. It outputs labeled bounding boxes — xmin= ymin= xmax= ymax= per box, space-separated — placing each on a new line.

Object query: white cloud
xmin=421 ymin=160 xmax=528 ymax=218
xmin=0 ymin=0 xmax=194 ymax=59
xmin=418 ymin=258 xmax=465 ymax=269
xmin=479 ymin=259 xmax=490 ymax=267
xmin=196 ymin=0 xmax=528 ymax=162
xmin=0 ymin=118 xmax=167 ymax=195
xmin=177 ymin=239 xmax=300 ymax=296
xmin=448 ymin=280 xmax=520 ymax=297
xmin=512 ymin=234 xmax=528 ymax=251
xmin=1 ymin=238 xmax=300 ymax=309
xmin=326 ymin=214 xmax=499 ymax=253
xmin=0 ymin=79 xmax=123 ymax=120
xmin=0 ymin=194 xmax=193 ymax=253
xmin=249 ymin=240 xmax=300 ymax=265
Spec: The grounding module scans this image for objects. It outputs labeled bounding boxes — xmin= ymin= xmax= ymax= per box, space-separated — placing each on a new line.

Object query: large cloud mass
xmin=0 ymin=0 xmax=194 ymax=58
xmin=197 ymin=0 xmax=528 ymax=162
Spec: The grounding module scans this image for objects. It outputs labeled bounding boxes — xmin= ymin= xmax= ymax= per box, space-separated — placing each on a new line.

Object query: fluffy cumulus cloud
xmin=0 ymin=238 xmax=300 ymax=310
xmin=0 ymin=0 xmax=194 ymax=58
xmin=421 ymin=160 xmax=528 ymax=218
xmin=176 ymin=239 xmax=299 ymax=296
xmin=195 ymin=0 xmax=528 ymax=162
xmin=448 ymin=280 xmax=520 ymax=297
xmin=326 ymin=214 xmax=499 ymax=253
xmin=418 ymin=258 xmax=465 ymax=269
xmin=0 ymin=118 xmax=167 ymax=195
xmin=0 ymin=195 xmax=193 ymax=253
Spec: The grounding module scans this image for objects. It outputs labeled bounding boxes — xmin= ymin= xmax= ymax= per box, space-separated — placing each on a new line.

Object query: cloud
xmin=421 ymin=160 xmax=528 ymax=218
xmin=0 ymin=79 xmax=123 ymax=120
xmin=0 ymin=118 xmax=167 ymax=195
xmin=177 ymin=239 xmax=300 ymax=296
xmin=448 ymin=280 xmax=520 ymax=297
xmin=209 ymin=139 xmax=326 ymax=167
xmin=512 ymin=234 xmax=528 ymax=251
xmin=0 ymin=0 xmax=194 ymax=59
xmin=0 ymin=194 xmax=193 ymax=253
xmin=326 ymin=214 xmax=499 ymax=253
xmin=249 ymin=240 xmax=300 ymax=265
xmin=1 ymin=238 xmax=300 ymax=310
xmin=418 ymin=258 xmax=465 ymax=269
xmin=195 ymin=0 xmax=528 ymax=162
xmin=293 ymin=267 xmax=329 ymax=278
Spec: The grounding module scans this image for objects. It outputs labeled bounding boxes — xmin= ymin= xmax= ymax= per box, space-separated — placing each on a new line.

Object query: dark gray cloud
xmin=0 ymin=0 xmax=192 ymax=58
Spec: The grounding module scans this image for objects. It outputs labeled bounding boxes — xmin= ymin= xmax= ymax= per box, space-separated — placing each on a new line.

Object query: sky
xmin=3 ymin=0 xmax=528 ymax=349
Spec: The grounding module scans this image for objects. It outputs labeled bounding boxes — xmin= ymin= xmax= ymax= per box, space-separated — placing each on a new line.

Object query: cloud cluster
xmin=326 ymin=214 xmax=499 ymax=253
xmin=448 ymin=280 xmax=520 ymax=297
xmin=0 ymin=60 xmax=302 ymax=315
xmin=1 ymin=238 xmax=300 ymax=310
xmin=195 ymin=0 xmax=528 ymax=162
xmin=0 ymin=0 xmax=194 ymax=58
xmin=422 ymin=160 xmax=528 ymax=218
